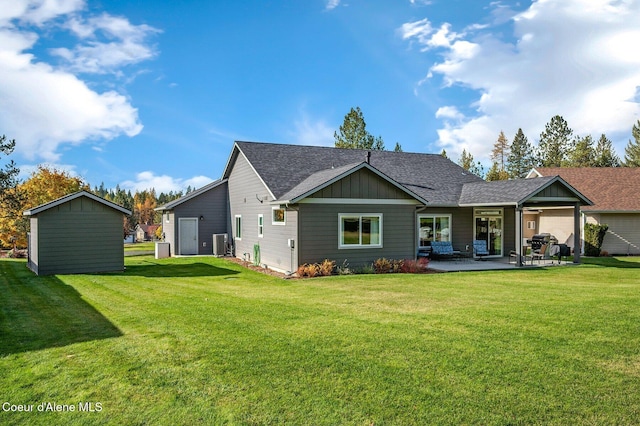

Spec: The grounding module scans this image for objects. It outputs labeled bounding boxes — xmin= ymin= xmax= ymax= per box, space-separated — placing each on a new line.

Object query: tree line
xmin=453 ymin=115 xmax=640 ymax=180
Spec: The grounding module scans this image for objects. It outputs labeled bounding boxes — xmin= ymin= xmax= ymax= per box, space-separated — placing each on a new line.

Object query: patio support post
xmin=515 ymin=206 xmax=523 ymax=267
xmin=573 ymin=201 xmax=581 ymax=263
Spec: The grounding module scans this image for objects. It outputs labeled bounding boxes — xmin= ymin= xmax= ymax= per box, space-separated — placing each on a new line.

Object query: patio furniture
xmin=473 ymin=240 xmax=490 ymax=260
xmin=430 ymin=241 xmax=459 ymax=260
xmin=531 ymin=243 xmax=548 ymax=263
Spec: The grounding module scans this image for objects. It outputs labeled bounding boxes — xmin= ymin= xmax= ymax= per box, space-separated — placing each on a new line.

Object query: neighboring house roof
xmin=223 ymin=141 xmax=484 ymax=206
xmin=155 ymin=179 xmax=227 ymax=210
xmin=530 ymin=167 xmax=640 ymax=212
xmin=136 ymin=224 xmax=161 ymax=233
xmin=23 ymin=190 xmax=131 ymax=216
xmin=459 ymin=176 xmax=592 ymax=206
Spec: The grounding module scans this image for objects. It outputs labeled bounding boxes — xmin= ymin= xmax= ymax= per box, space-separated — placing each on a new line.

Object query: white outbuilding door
xmin=178 ymin=218 xmax=198 ymax=255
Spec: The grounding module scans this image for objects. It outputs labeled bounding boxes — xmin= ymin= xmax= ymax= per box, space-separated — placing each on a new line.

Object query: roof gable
xmin=532 ymin=167 xmax=640 ymax=211
xmin=280 ymin=162 xmax=428 ymax=204
xmin=459 ymin=176 xmax=592 ymax=207
xmin=23 ymin=191 xmax=131 ymax=216
xmin=156 ymin=179 xmax=227 ymax=210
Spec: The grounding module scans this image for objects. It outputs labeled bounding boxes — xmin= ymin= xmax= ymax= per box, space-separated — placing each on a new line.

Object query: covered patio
xmin=458 ymin=175 xmax=593 ymax=267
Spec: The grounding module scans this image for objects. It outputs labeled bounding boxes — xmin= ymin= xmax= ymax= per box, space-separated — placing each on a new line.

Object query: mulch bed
xmin=224 ymin=257 xmax=289 ymax=279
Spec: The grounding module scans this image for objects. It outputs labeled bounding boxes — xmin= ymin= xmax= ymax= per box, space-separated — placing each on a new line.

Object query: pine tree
xmin=440 ymin=149 xmax=448 ymax=159
xmin=485 ymin=162 xmax=509 ymax=181
xmin=566 ymin=135 xmax=595 ymax=167
xmin=593 ymin=134 xmax=620 ymax=167
xmin=538 ymin=115 xmax=573 ymax=167
xmin=334 ymin=107 xmax=385 ymax=150
xmin=506 ymin=128 xmax=536 ymax=179
xmin=623 ymin=120 xmax=640 ymax=167
xmin=458 ymin=149 xmax=484 ymax=178
xmin=394 ymin=142 xmax=403 ymax=152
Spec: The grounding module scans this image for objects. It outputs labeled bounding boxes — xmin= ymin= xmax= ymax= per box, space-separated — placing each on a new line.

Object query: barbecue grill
xmin=528 ymin=233 xmax=558 ymax=251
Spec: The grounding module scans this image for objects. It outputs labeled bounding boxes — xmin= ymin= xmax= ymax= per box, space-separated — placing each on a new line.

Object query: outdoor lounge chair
xmin=473 ymin=240 xmax=490 ymax=260
xmin=430 ymin=241 xmax=458 ymax=259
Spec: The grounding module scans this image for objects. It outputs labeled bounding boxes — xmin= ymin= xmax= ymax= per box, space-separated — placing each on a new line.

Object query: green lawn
xmin=1 ymin=256 xmax=640 ymax=425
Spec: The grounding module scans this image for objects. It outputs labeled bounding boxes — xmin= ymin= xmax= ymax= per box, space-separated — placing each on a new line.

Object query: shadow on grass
xmin=0 ymin=260 xmax=123 ymax=356
xmin=582 ymin=256 xmax=640 ymax=268
xmin=119 ymin=261 xmax=241 ymax=278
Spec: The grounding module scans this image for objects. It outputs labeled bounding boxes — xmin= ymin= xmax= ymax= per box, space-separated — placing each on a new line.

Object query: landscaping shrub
xmin=584 ymin=223 xmax=608 ymax=256
xmin=373 ymin=258 xmax=392 ymax=274
xmin=401 ymin=258 xmax=429 ymax=273
xmin=318 ymin=259 xmax=335 ymax=276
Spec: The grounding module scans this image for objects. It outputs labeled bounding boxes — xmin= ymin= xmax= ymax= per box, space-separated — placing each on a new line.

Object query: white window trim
xmin=235 ymin=215 xmax=242 ymax=240
xmin=258 ymin=214 xmax=264 ymax=238
xmin=526 ymin=220 xmax=536 ymax=230
xmin=338 ymin=213 xmax=383 ymax=249
xmin=272 ymin=207 xmax=286 ymax=225
xmin=417 ymin=214 xmax=452 ymax=248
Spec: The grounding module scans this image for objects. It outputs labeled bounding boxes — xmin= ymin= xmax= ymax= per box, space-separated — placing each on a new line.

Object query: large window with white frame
xmin=339 ymin=214 xmax=382 ymax=248
xmin=418 ymin=214 xmax=451 ymax=248
xmin=235 ymin=215 xmax=242 ymax=240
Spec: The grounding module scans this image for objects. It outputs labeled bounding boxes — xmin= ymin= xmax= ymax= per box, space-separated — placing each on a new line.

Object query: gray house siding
xmin=171 ymin=182 xmax=229 ymax=255
xmin=31 ymin=197 xmax=125 ymax=275
xmin=298 ymin=203 xmax=416 ymax=267
xmin=420 ymin=207 xmax=474 ymax=251
xmin=228 ymin=152 xmax=298 ymax=272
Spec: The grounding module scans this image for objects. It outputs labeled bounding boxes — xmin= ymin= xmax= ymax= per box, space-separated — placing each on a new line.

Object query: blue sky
xmin=2 ymin=0 xmax=640 ymax=193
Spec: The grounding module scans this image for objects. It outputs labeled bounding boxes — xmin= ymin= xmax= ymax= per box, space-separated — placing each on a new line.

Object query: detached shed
xmin=23 ymin=191 xmax=131 ymax=275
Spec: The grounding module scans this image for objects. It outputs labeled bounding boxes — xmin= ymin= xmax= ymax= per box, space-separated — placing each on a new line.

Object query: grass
xmin=124 ymin=242 xmax=155 ymax=252
xmin=1 ymin=256 xmax=640 ymax=424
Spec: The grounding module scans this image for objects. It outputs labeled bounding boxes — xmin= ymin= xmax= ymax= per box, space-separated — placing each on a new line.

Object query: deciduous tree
xmin=1 ymin=166 xmax=88 ymax=248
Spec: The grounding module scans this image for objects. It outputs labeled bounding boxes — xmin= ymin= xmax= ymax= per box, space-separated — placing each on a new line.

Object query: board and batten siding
xmin=228 ymin=152 xmax=298 ymax=272
xmin=298 ymin=203 xmax=416 ymax=267
xmin=308 ymin=168 xmax=414 ymax=200
xmin=33 ymin=197 xmax=125 ymax=275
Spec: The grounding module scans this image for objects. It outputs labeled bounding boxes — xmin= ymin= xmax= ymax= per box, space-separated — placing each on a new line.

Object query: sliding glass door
xmin=474 ymin=209 xmax=503 ymax=256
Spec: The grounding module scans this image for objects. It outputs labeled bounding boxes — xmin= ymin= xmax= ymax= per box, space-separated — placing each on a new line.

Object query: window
xmin=235 ymin=215 xmax=242 ymax=240
xmin=339 ymin=214 xmax=382 ymax=248
xmin=258 ymin=214 xmax=264 ymax=237
xmin=272 ymin=207 xmax=285 ymax=225
xmin=418 ymin=214 xmax=451 ymax=247
xmin=527 ymin=220 xmax=536 ymax=230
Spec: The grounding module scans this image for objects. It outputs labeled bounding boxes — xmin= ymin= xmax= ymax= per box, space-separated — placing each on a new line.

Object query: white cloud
xmin=402 ymin=0 xmax=640 ymax=161
xmin=52 ymin=13 xmax=160 ymax=74
xmin=0 ymin=0 xmax=158 ymax=162
xmin=289 ymin=113 xmax=335 ymax=146
xmin=325 ymin=0 xmax=341 ymax=11
xmin=121 ymin=171 xmax=214 ymax=193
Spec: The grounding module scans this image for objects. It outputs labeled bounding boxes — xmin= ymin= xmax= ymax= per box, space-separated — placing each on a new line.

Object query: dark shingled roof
xmin=459 ymin=176 xmax=558 ymax=205
xmin=228 ymin=141 xmax=484 ymax=206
